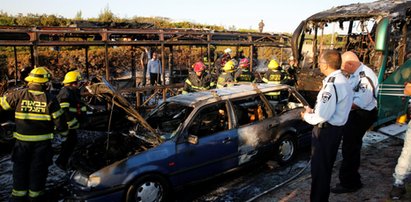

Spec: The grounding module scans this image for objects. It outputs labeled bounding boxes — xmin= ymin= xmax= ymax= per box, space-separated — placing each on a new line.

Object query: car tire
xmin=274 ymin=133 xmax=297 ymax=165
xmin=125 ymin=174 xmax=171 ymax=202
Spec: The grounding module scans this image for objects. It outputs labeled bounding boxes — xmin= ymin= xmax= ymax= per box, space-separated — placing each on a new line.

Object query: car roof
xmin=167 ymin=83 xmax=291 ymax=107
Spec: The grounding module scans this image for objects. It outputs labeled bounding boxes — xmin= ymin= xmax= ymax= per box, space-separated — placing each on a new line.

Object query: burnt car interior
xmin=232 ymin=96 xmax=269 ymax=127
xmin=188 ymin=102 xmax=229 ymax=137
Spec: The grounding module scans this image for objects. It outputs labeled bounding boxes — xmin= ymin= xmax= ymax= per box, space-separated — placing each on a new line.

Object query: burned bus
xmin=292 ymin=0 xmax=411 ymax=126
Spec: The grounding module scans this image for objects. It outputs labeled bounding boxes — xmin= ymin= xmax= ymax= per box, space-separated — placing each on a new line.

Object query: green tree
xmin=74 ymin=11 xmax=83 ymax=21
xmin=98 ymin=5 xmax=115 ymax=22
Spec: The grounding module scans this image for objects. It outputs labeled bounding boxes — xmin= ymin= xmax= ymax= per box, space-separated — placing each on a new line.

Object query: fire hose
xmin=245 ymin=159 xmax=311 ymax=202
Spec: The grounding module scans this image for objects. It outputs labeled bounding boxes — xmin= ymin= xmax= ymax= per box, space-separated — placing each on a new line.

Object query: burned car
xmin=65 ymin=82 xmax=312 ymax=202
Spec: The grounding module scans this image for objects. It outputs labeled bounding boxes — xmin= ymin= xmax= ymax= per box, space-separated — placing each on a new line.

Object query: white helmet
xmin=224 ymin=48 xmax=232 ymax=54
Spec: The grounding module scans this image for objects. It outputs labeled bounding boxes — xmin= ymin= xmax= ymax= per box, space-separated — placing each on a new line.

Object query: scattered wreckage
xmin=292 ymin=0 xmax=411 ymax=126
xmin=63 ymin=81 xmax=312 ymax=202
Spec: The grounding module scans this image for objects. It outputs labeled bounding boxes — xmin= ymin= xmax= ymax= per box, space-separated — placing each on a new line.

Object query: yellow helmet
xmin=268 ymin=59 xmax=279 ymax=70
xmin=63 ymin=71 xmax=82 ymax=84
xmin=222 ymin=60 xmax=235 ymax=72
xmin=24 ymin=67 xmax=51 ymax=83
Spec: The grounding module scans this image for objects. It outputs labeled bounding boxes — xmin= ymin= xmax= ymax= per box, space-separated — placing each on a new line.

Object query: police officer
xmin=55 ymin=71 xmax=86 ymax=170
xmin=0 ymin=67 xmax=68 ymax=202
xmin=234 ymin=58 xmax=255 ymax=83
xmin=217 ymin=60 xmax=235 ymax=88
xmin=331 ymin=51 xmax=378 ymax=193
xmin=182 ymin=62 xmax=215 ymax=94
xmin=301 ymin=50 xmax=353 ymax=202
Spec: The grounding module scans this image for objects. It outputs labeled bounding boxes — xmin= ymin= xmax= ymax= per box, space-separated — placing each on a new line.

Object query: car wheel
xmin=125 ymin=174 xmax=171 ymax=202
xmin=274 ymin=134 xmax=297 ymax=165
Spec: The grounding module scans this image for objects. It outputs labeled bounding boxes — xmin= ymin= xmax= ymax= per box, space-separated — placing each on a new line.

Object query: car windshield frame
xmin=145 ymin=101 xmax=194 ymax=140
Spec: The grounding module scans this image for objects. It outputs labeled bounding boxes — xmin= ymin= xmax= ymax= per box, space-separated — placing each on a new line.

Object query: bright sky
xmin=1 ymin=0 xmax=374 ymax=33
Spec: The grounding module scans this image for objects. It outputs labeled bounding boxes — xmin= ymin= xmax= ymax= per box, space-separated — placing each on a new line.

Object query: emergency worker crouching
xmin=55 ymin=71 xmax=87 ymax=171
xmin=234 ymin=58 xmax=255 ymax=83
xmin=0 ymin=67 xmax=68 ymax=202
xmin=217 ymin=60 xmax=236 ymax=88
xmin=182 ymin=62 xmax=215 ymax=94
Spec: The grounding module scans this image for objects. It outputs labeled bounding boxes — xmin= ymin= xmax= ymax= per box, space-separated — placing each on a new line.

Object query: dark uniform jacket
xmin=235 ymin=69 xmax=255 ymax=82
xmin=263 ymin=69 xmax=286 ymax=84
xmin=57 ymin=86 xmax=86 ymax=130
xmin=183 ymin=72 xmax=215 ymax=93
xmin=217 ymin=72 xmax=234 ymax=88
xmin=0 ymin=84 xmax=68 ymax=141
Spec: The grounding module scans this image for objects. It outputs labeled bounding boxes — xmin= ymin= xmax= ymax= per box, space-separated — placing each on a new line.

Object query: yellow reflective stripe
xmin=52 ymin=109 xmax=64 ymax=119
xmin=60 ymin=102 xmax=70 ymax=108
xmin=262 ymin=78 xmax=269 ymax=83
xmin=14 ymin=132 xmax=53 ymax=141
xmin=15 ymin=112 xmax=51 ymax=121
xmin=67 ymin=118 xmax=79 ymax=129
xmin=28 ymin=90 xmax=44 ymax=95
xmin=29 ymin=190 xmax=43 ymax=198
xmin=81 ymin=106 xmax=87 ymax=112
xmin=69 ymin=107 xmax=77 ymax=113
xmin=185 ymin=79 xmax=192 ymax=86
xmin=12 ymin=189 xmax=27 ymax=197
xmin=0 ymin=96 xmax=11 ymax=110
xmin=59 ymin=130 xmax=69 ymax=136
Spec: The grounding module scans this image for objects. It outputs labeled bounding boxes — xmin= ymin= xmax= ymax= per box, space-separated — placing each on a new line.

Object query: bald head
xmin=341 ymin=51 xmax=361 ymax=74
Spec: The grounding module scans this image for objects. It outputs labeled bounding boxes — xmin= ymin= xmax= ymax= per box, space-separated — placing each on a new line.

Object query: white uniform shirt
xmin=348 ymin=63 xmax=378 ymax=111
xmin=304 ymin=70 xmax=353 ymax=126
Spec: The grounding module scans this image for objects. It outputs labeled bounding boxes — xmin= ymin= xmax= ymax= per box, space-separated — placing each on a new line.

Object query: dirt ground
xmin=255 ymin=134 xmax=411 ymax=202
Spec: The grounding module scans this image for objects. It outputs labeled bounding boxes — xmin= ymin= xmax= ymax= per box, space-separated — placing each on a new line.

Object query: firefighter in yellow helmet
xmin=217 ymin=60 xmax=235 ymax=88
xmin=55 ymin=70 xmax=87 ymax=170
xmin=0 ymin=67 xmax=68 ymax=202
xmin=263 ymin=59 xmax=288 ymax=99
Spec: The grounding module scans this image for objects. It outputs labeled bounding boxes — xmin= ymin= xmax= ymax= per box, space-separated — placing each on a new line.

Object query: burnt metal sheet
xmin=307 ymin=0 xmax=411 ymax=22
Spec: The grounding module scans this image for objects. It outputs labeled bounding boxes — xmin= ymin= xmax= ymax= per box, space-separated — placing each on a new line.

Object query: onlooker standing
xmin=301 ymin=50 xmax=353 ymax=202
xmin=331 ymin=51 xmax=378 ymax=194
xmin=389 ymin=81 xmax=411 ymax=200
xmin=0 ymin=67 xmax=68 ymax=202
xmin=147 ymin=52 xmax=162 ymax=86
xmin=258 ymin=20 xmax=265 ymax=33
xmin=140 ymin=47 xmax=151 ymax=86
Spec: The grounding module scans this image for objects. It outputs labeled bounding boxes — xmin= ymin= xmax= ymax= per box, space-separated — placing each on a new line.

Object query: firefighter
xmin=0 ymin=67 xmax=68 ymax=202
xmin=234 ymin=58 xmax=255 ymax=83
xmin=182 ymin=62 xmax=215 ymax=94
xmin=262 ymin=59 xmax=288 ymax=100
xmin=217 ymin=60 xmax=235 ymax=88
xmin=55 ymin=70 xmax=86 ymax=171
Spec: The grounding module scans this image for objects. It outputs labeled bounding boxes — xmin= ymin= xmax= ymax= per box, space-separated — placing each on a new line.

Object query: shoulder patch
xmin=321 ymin=92 xmax=332 ymax=103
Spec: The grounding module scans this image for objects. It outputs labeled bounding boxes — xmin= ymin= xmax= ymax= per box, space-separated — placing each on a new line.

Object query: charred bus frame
xmin=0 ymin=26 xmax=289 ymax=107
xmin=292 ymin=0 xmax=411 ymax=126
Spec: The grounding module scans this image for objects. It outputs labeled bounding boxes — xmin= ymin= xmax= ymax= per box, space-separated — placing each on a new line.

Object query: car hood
xmin=71 ymin=78 xmax=164 ymax=173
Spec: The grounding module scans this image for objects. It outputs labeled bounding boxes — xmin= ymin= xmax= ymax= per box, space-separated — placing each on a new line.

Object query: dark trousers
xmin=142 ymin=64 xmax=147 ymax=86
xmin=11 ymin=140 xmax=53 ymax=201
xmin=150 ymin=73 xmax=161 ymax=86
xmin=339 ymin=108 xmax=378 ymax=188
xmin=55 ymin=129 xmax=77 ymax=169
xmin=311 ymin=125 xmax=343 ymax=202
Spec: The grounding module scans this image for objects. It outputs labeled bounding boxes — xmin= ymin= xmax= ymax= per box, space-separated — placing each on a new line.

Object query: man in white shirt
xmin=147 ymin=52 xmax=162 ymax=85
xmin=301 ymin=50 xmax=353 ymax=202
xmin=331 ymin=51 xmax=379 ymax=194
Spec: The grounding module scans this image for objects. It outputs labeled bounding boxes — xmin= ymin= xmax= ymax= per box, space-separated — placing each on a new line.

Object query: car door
xmin=231 ymin=94 xmax=278 ymax=165
xmin=173 ymin=101 xmax=238 ymax=185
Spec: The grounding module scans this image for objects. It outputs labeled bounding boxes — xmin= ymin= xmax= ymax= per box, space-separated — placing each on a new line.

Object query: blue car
xmin=65 ymin=83 xmax=312 ymax=202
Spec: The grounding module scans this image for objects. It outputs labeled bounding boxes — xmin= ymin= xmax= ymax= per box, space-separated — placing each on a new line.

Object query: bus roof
xmin=306 ymin=0 xmax=411 ymax=22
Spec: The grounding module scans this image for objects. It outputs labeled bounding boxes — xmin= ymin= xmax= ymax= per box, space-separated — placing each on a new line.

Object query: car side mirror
xmin=187 ymin=134 xmax=198 ymax=145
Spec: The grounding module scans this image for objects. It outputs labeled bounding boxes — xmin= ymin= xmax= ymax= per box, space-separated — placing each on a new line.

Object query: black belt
xmin=317 ymin=122 xmax=333 ymax=128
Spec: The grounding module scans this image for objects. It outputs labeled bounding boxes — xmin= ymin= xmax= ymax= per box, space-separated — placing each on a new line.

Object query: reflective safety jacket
xmin=234 ymin=69 xmax=255 ymax=83
xmin=217 ymin=72 xmax=234 ymax=88
xmin=183 ymin=72 xmax=215 ymax=94
xmin=57 ymin=85 xmax=86 ymax=129
xmin=262 ymin=70 xmax=287 ymax=97
xmin=0 ymin=84 xmax=68 ymax=141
